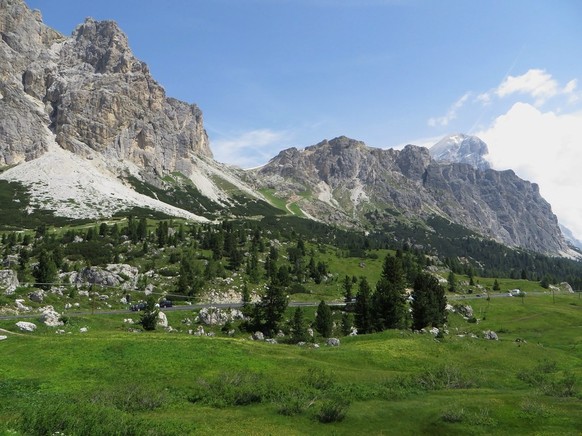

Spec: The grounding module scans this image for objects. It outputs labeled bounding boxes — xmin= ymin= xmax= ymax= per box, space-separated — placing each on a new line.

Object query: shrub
xmin=516 ymin=360 xmax=576 ymax=397
xmin=387 ymin=365 xmax=476 ymax=394
xmin=412 ymin=365 xmax=475 ymax=390
xmin=316 ymin=398 xmax=350 ymax=423
xmin=305 ymin=368 xmax=334 ymax=391
xmin=467 ymin=407 xmax=497 ymax=426
xmin=543 ymin=371 xmax=577 ymax=397
xmin=519 ymin=397 xmax=554 ymax=418
xmin=18 ymin=394 xmax=156 ymax=436
xmin=275 ymin=389 xmax=315 ymax=416
xmin=441 ymin=406 xmax=465 ymax=423
xmin=289 ymin=283 xmax=308 ymax=294
xmin=90 ymin=384 xmax=167 ymax=412
xmin=188 ymin=371 xmax=272 ymax=407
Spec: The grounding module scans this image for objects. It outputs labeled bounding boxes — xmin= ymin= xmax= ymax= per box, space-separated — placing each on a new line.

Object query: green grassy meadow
xmin=0 ymin=292 xmax=580 ymax=435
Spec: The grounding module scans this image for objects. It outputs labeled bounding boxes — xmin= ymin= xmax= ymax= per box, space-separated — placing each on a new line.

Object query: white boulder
xmin=483 ymin=330 xmax=498 ymax=340
xmin=326 ymin=338 xmax=341 ymax=347
xmin=15 ymin=299 xmax=31 ymax=312
xmin=0 ymin=269 xmax=19 ymax=295
xmin=157 ymin=311 xmax=168 ymax=328
xmin=39 ymin=306 xmax=63 ymax=327
xmin=16 ymin=321 xmax=37 ymax=332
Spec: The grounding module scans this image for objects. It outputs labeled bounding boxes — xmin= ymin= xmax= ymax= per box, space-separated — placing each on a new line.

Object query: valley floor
xmin=0 ymin=293 xmax=580 ymax=435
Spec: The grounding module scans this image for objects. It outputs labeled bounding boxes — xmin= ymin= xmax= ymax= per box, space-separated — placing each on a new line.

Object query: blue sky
xmin=24 ymin=0 xmax=582 ymax=240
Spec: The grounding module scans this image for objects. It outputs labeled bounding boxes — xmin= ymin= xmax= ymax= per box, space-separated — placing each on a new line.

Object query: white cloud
xmin=564 ymin=79 xmax=577 ymax=94
xmin=211 ymin=128 xmax=288 ymax=168
xmin=476 ymin=92 xmax=491 ymax=105
xmin=476 ymin=102 xmax=582 ymax=240
xmin=428 ymin=92 xmax=471 ymax=127
xmin=492 ymin=69 xmax=578 ymax=107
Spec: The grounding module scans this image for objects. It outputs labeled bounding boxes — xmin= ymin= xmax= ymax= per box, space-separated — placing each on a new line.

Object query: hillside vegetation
xmin=0 ymin=217 xmax=580 ymax=434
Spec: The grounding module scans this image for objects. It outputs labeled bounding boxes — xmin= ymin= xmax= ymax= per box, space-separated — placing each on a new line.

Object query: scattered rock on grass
xmin=16 ymin=321 xmax=37 ymax=332
xmin=39 ymin=306 xmax=63 ymax=327
xmin=0 ymin=269 xmax=19 ymax=295
xmin=28 ymin=290 xmax=45 ymax=303
xmin=326 ymin=338 xmax=340 ymax=347
xmin=157 ymin=311 xmax=168 ymax=328
xmin=483 ymin=330 xmax=498 ymax=340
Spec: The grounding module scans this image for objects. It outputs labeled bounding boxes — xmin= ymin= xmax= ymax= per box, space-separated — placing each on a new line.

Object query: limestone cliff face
xmin=0 ymin=0 xmax=62 ymax=164
xmin=0 ymin=0 xmax=211 ymax=176
xmin=255 ymin=136 xmax=569 ymax=256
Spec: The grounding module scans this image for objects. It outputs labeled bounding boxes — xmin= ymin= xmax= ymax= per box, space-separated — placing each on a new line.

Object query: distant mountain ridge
xmin=254 ymin=136 xmax=571 ymax=256
xmin=560 ymin=225 xmax=582 ymax=251
xmin=0 ymin=0 xmax=576 ymax=258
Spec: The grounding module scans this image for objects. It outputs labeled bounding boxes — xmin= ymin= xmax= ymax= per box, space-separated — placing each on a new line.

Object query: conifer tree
xmin=343 ymin=275 xmax=354 ymax=302
xmin=139 ymin=296 xmax=159 ymax=331
xmin=258 ymin=281 xmax=288 ymax=336
xmin=354 ymin=277 xmax=374 ymax=334
xmin=290 ymin=307 xmax=309 ymax=343
xmin=381 ymin=255 xmax=406 ymax=289
xmin=373 ymin=278 xmax=407 ymax=330
xmin=137 ymin=217 xmax=148 ymax=241
xmin=314 ymin=300 xmax=333 ymax=338
xmin=241 ymin=281 xmax=251 ymax=306
xmin=177 ymin=251 xmax=204 ymax=296
xmin=372 ymin=255 xmax=407 ymax=330
xmin=33 ymin=249 xmax=57 ymax=290
xmin=411 ymin=272 xmax=447 ymax=330
xmin=341 ymin=312 xmax=353 ymax=336
xmin=447 ymin=271 xmax=457 ymax=293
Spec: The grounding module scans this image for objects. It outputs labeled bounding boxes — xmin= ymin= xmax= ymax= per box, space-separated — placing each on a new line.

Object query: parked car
xmin=159 ymin=299 xmax=173 ymax=308
xmin=130 ymin=302 xmax=147 ymax=311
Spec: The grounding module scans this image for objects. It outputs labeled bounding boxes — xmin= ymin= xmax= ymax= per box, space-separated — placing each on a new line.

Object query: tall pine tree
xmin=411 ymin=272 xmax=447 ymax=330
xmin=33 ymin=249 xmax=57 ymax=290
xmin=314 ymin=300 xmax=333 ymax=338
xmin=290 ymin=307 xmax=309 ymax=343
xmin=372 ymin=255 xmax=407 ymax=330
xmin=354 ymin=277 xmax=374 ymax=334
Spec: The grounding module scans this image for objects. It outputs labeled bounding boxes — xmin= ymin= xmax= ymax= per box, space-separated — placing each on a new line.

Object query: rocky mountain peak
xmin=0 ymin=0 xmax=62 ymax=56
xmin=430 ymin=133 xmax=491 ymax=170
xmin=0 ymin=0 xmax=212 ymax=171
xmin=66 ymin=17 xmax=143 ymax=75
xmin=396 ymin=144 xmax=432 ymax=179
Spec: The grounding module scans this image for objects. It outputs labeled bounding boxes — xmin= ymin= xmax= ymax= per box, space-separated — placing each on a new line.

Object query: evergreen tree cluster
xmin=353 ymin=253 xmax=447 ymax=334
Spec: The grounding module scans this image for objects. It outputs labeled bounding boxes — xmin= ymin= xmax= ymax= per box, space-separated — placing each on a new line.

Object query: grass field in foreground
xmin=0 ymin=293 xmax=580 ymax=435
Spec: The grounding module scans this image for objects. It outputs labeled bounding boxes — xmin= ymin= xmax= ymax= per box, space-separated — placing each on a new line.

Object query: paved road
xmin=0 ymin=300 xmax=346 ymax=321
xmin=1 ymin=292 xmax=543 ymax=321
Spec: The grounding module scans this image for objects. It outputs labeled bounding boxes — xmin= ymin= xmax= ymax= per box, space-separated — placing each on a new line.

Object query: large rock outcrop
xmin=0 ymin=0 xmax=63 ymax=165
xmin=0 ymin=0 xmax=211 ymax=177
xmin=0 ymin=269 xmax=19 ymax=294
